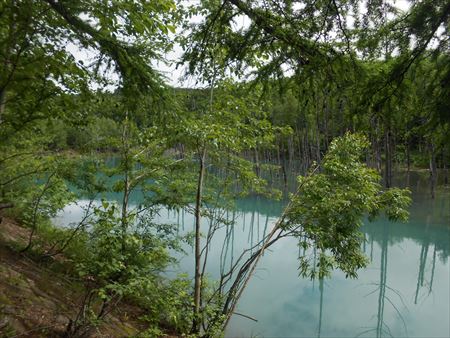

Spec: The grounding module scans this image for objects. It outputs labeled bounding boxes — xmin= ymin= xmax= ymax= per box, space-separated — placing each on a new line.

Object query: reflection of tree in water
xmin=220 ymin=211 xmax=234 ymax=276
xmin=317 ymin=278 xmax=324 ymax=338
xmin=414 ymin=215 xmax=439 ymax=305
xmin=414 ymin=237 xmax=429 ymax=305
xmin=356 ymin=201 xmax=449 ymax=338
xmin=161 ymin=173 xmax=448 ymax=336
xmin=376 ymin=223 xmax=388 ymax=337
xmin=358 ymin=222 xmax=409 ymax=338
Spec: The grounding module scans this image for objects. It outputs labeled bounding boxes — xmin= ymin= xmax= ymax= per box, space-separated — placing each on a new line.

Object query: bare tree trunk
xmin=384 ymin=127 xmax=392 ymax=188
xmin=254 ymin=147 xmax=260 ymax=177
xmin=303 ymin=132 xmax=310 ymax=172
xmin=443 ymin=148 xmax=448 ymax=185
xmin=316 ymin=127 xmax=321 ymax=164
xmin=444 ymin=163 xmax=448 ymax=186
xmin=406 ymin=136 xmax=411 ymax=174
xmin=429 ymin=143 xmax=437 ymax=199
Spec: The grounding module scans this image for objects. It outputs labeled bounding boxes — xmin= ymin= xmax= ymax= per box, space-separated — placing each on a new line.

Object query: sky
xmin=145 ymin=0 xmax=414 ymax=88
xmin=66 ymin=0 xmax=415 ymax=90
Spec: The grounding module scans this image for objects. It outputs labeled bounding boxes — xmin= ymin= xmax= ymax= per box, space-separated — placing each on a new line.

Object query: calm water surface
xmin=54 ymin=171 xmax=450 ymax=337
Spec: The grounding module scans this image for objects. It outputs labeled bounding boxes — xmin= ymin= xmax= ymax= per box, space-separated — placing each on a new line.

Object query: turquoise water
xmin=54 ymin=171 xmax=450 ymax=337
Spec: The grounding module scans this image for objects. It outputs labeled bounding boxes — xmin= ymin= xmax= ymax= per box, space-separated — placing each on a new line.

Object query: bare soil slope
xmin=0 ymin=218 xmax=147 ymax=337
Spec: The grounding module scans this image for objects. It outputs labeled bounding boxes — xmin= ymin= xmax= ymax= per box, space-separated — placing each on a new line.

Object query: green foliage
xmin=173 ymin=81 xmax=285 ymax=200
xmin=72 ymin=202 xmax=191 ymax=333
xmin=0 ymin=0 xmax=443 ymax=336
xmin=182 ymin=0 xmax=449 ymax=176
xmin=284 ymin=133 xmax=411 ymax=279
xmin=1 ymin=154 xmax=76 ymax=235
xmin=138 ymin=274 xmax=193 ymax=334
xmin=77 ymin=203 xmax=170 ymax=290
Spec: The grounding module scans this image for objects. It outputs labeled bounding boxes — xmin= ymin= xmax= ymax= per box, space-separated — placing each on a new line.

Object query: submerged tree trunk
xmin=254 ymin=147 xmax=260 ymax=178
xmin=429 ymin=143 xmax=437 ymax=199
xmin=384 ymin=127 xmax=392 ymax=188
xmin=442 ymin=146 xmax=448 ymax=185
xmin=406 ymin=139 xmax=411 ymax=173
xmin=287 ymin=135 xmax=294 ymax=173
xmin=444 ymin=162 xmax=448 ymax=186
xmin=371 ymin=117 xmax=382 ymax=172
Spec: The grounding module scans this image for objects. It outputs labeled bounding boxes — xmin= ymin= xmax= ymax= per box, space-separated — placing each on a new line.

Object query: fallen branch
xmin=233 ymin=312 xmax=258 ymax=322
xmin=0 ymin=202 xmax=13 ymax=210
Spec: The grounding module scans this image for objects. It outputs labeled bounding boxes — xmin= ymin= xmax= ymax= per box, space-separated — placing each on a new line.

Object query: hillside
xmin=0 ymin=217 xmax=157 ymax=337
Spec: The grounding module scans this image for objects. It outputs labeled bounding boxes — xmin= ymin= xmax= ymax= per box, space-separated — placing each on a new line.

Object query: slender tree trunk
xmin=315 ymin=107 xmax=321 ymax=163
xmin=384 ymin=127 xmax=392 ymax=188
xmin=0 ymin=89 xmax=5 ymax=125
xmin=21 ymin=173 xmax=55 ymax=252
xmin=316 ymin=127 xmax=321 ymax=163
xmin=303 ymin=132 xmax=310 ymax=172
xmin=442 ymin=148 xmax=448 ymax=185
xmin=444 ymin=162 xmax=448 ymax=186
xmin=192 ymin=147 xmax=206 ymax=333
xmin=121 ymin=118 xmax=130 ymax=252
xmin=121 ymin=171 xmax=129 ymax=251
xmin=323 ymin=89 xmax=330 ymax=150
xmin=280 ymin=138 xmax=288 ymax=187
xmin=376 ymin=137 xmax=382 ymax=173
xmin=254 ymin=147 xmax=260 ymax=177
xmin=221 ymin=165 xmax=319 ymax=331
xmin=288 ymin=135 xmax=294 ymax=172
xmin=406 ymin=137 xmax=411 ymax=174
xmin=429 ymin=143 xmax=437 ymax=199
xmin=276 ymin=139 xmax=281 ymax=166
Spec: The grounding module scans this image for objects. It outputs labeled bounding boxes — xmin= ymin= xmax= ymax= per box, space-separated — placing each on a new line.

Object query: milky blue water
xmin=54 ymin=170 xmax=450 ymax=337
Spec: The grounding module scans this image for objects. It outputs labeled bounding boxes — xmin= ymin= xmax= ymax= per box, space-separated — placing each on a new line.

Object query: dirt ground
xmin=0 ymin=217 xmax=152 ymax=337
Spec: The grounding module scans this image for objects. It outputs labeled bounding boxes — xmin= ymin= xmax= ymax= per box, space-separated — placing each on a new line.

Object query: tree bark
xmin=121 ymin=118 xmax=130 ymax=252
xmin=192 ymin=147 xmax=206 ymax=333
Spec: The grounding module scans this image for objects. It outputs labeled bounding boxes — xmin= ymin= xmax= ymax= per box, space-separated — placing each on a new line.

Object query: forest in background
xmin=0 ymin=0 xmax=448 ymax=336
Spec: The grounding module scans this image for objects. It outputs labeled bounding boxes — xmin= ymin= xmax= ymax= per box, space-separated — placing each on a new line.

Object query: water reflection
xmin=54 ymin=173 xmax=450 ymax=337
xmin=228 ymin=186 xmax=448 ymax=337
xmin=317 ymin=278 xmax=324 ymax=338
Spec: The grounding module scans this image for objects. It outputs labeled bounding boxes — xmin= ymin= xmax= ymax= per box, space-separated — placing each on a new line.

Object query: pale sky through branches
xmin=67 ymin=0 xmax=413 ymax=90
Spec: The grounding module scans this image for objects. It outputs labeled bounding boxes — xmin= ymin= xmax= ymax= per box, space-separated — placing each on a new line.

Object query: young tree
xmin=172 ymin=81 xmax=280 ymax=334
